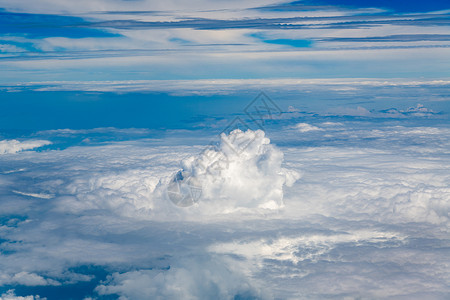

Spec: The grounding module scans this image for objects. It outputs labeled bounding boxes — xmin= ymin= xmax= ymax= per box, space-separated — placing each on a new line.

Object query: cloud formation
xmin=164 ymin=129 xmax=299 ymax=211
xmin=96 ymin=256 xmax=264 ymax=300
xmin=0 ymin=1 xmax=449 ymax=298
xmin=0 ymin=290 xmax=44 ymax=300
xmin=0 ymin=139 xmax=51 ymax=155
xmin=0 ymin=1 xmax=449 ymax=82
xmin=0 ymin=118 xmax=448 ymax=299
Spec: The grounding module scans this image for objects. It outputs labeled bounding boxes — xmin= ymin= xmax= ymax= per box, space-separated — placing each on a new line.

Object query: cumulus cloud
xmin=0 ymin=272 xmax=60 ymax=287
xmin=0 ymin=140 xmax=51 ymax=155
xmin=163 ymin=129 xmax=300 ymax=212
xmin=0 ymin=290 xmax=44 ymax=300
xmin=96 ymin=256 xmax=265 ymax=300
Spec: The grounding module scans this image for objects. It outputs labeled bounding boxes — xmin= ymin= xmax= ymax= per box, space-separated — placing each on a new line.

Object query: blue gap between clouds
xmin=0 ymin=10 xmax=119 ymax=39
xmin=0 ymin=91 xmax=253 ymax=132
xmin=250 ymin=33 xmax=313 ymax=48
xmin=263 ymin=39 xmax=313 ymax=47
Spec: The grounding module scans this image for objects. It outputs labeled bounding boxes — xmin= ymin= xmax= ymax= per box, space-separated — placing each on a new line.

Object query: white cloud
xmin=294 ymin=123 xmax=324 ymax=133
xmin=0 ymin=272 xmax=59 ymax=287
xmin=328 ymin=106 xmax=372 ymax=117
xmin=35 ymin=127 xmax=153 ymax=137
xmin=11 ymin=273 xmax=59 ymax=287
xmin=0 ymin=140 xmax=51 ymax=155
xmin=96 ymin=256 xmax=265 ymax=300
xmin=405 ymin=103 xmax=435 ymax=115
xmin=209 ymin=230 xmax=406 ymax=264
xmin=2 ymin=46 xmax=450 ymax=83
xmin=0 ymin=0 xmax=290 ymax=18
xmin=1 ymin=0 xmax=450 ymax=85
xmin=281 ymin=134 xmax=450 ymax=226
xmin=163 ymin=129 xmax=300 ymax=212
xmin=7 ymin=78 xmax=448 ymax=95
xmin=0 ymin=123 xmax=449 ymax=299
xmin=0 ymin=290 xmax=44 ymax=300
xmin=48 ymin=129 xmax=300 ymax=218
xmin=12 ymin=191 xmax=54 ymax=199
xmin=0 ymin=44 xmax=25 ymax=53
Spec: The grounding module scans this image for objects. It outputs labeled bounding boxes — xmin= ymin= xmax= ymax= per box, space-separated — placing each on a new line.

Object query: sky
xmin=0 ymin=0 xmax=450 ymax=83
xmin=0 ymin=1 xmax=450 ymax=300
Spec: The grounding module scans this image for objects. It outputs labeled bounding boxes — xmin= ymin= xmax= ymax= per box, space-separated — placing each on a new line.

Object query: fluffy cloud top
xmin=165 ymin=129 xmax=299 ymax=211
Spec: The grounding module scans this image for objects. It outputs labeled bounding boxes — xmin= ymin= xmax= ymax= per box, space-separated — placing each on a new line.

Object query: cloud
xmin=4 ymin=78 xmax=450 ymax=95
xmin=0 ymin=1 xmax=449 ymax=298
xmin=163 ymin=129 xmax=300 ymax=212
xmin=2 ymin=46 xmax=450 ymax=82
xmin=11 ymin=191 xmax=54 ymax=199
xmin=1 ymin=1 xmax=450 ymax=82
xmin=326 ymin=103 xmax=439 ymax=118
xmin=378 ymin=104 xmax=438 ymax=118
xmin=404 ymin=103 xmax=436 ymax=115
xmin=280 ymin=128 xmax=450 ymax=226
xmin=0 ymin=271 xmax=59 ymax=289
xmin=8 ymin=272 xmax=59 ymax=286
xmin=0 ymin=139 xmax=51 ymax=155
xmin=0 ymin=0 xmax=282 ymax=15
xmin=294 ymin=123 xmax=324 ymax=133
xmin=328 ymin=106 xmax=372 ymax=117
xmin=96 ymin=256 xmax=265 ymax=300
xmin=323 ymin=34 xmax=450 ymax=42
xmin=51 ymin=129 xmax=299 ymax=216
xmin=0 ymin=121 xmax=449 ymax=299
xmin=36 ymin=127 xmax=152 ymax=135
xmin=0 ymin=290 xmax=44 ymax=300
xmin=208 ymin=230 xmax=406 ymax=265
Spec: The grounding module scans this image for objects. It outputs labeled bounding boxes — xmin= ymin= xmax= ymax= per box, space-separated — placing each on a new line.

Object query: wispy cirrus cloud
xmin=0 ymin=1 xmax=449 ymax=81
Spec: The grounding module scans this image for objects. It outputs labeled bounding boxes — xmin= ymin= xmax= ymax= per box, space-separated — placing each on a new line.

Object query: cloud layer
xmin=0 ymin=1 xmax=449 ymax=82
xmin=0 ymin=140 xmax=51 ymax=155
xmin=0 ymin=115 xmax=449 ymax=299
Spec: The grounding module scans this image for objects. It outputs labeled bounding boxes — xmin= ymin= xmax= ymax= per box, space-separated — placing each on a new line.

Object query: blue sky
xmin=0 ymin=1 xmax=450 ymax=300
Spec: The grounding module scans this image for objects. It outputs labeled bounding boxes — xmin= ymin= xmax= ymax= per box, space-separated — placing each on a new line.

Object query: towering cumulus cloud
xmin=165 ymin=129 xmax=299 ymax=212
